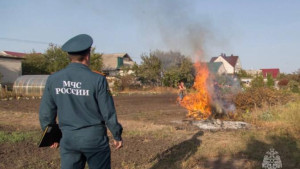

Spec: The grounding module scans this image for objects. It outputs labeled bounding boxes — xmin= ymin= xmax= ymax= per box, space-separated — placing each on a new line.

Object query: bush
xmin=113 ymin=78 xmax=122 ymax=92
xmin=266 ymin=74 xmax=275 ymax=87
xmin=288 ymin=80 xmax=300 ymax=93
xmin=113 ymin=75 xmax=141 ymax=92
xmin=119 ymin=75 xmax=141 ymax=90
xmin=233 ymin=87 xmax=291 ymax=111
xmin=251 ymin=75 xmax=264 ymax=88
xmin=278 ymin=78 xmax=289 ymax=88
xmin=22 ymin=53 xmax=48 ymax=75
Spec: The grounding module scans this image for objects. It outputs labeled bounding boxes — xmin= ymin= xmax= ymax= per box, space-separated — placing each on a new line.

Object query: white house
xmin=207 ymin=62 xmax=227 ymax=75
xmin=0 ymin=51 xmax=26 ymax=85
xmin=210 ymin=53 xmax=242 ymax=74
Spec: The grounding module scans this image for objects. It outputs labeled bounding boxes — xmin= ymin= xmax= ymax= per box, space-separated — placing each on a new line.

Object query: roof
xmin=207 ymin=62 xmax=223 ymax=73
xmin=102 ymin=53 xmax=133 ymax=70
xmin=210 ymin=54 xmax=239 ymax=67
xmin=260 ymin=68 xmax=280 ymax=78
xmin=210 ymin=57 xmax=218 ymax=62
xmin=225 ymin=56 xmax=239 ymax=67
xmin=0 ymin=51 xmax=26 ymax=59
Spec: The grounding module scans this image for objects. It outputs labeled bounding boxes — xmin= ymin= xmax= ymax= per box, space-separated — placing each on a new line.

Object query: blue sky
xmin=1 ymin=0 xmax=299 ymax=73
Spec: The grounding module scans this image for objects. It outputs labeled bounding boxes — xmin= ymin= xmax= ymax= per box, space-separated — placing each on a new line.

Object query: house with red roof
xmin=209 ymin=53 xmax=242 ymax=74
xmin=0 ymin=51 xmax=26 ymax=84
xmin=260 ymin=68 xmax=280 ymax=79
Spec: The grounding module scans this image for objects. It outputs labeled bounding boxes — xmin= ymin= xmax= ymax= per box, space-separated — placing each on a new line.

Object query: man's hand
xmin=50 ymin=142 xmax=59 ymax=149
xmin=113 ymin=140 xmax=123 ymax=150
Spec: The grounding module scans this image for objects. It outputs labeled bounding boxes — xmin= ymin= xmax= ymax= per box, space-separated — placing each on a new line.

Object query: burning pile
xmin=180 ymin=62 xmax=212 ymax=120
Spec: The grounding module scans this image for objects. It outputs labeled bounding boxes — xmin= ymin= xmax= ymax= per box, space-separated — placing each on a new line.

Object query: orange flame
xmin=180 ymin=62 xmax=211 ymax=120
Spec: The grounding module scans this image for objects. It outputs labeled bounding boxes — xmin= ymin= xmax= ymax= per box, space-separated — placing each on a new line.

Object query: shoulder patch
xmin=92 ymin=70 xmax=106 ymax=76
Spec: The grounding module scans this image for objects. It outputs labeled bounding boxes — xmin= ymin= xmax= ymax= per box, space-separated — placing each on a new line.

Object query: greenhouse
xmin=13 ymin=75 xmax=49 ymax=97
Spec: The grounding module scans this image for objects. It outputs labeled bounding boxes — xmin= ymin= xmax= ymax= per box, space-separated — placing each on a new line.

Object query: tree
xmin=135 ymin=53 xmax=162 ymax=86
xmin=293 ymin=69 xmax=300 ymax=82
xmin=251 ymin=75 xmax=265 ymax=88
xmin=162 ymin=57 xmax=194 ymax=87
xmin=151 ymin=50 xmax=185 ymax=71
xmin=89 ymin=48 xmax=103 ymax=72
xmin=150 ymin=50 xmax=194 ymax=87
xmin=236 ymin=69 xmax=251 ymax=78
xmin=133 ymin=50 xmax=194 ymax=87
xmin=266 ymin=74 xmax=275 ymax=88
xmin=44 ymin=44 xmax=69 ymax=73
xmin=162 ymin=66 xmax=181 ymax=87
xmin=178 ymin=57 xmax=194 ymax=86
xmin=22 ymin=53 xmax=48 ymax=75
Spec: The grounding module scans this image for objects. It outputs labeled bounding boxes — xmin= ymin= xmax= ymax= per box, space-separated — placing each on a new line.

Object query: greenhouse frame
xmin=13 ymin=75 xmax=49 ymax=97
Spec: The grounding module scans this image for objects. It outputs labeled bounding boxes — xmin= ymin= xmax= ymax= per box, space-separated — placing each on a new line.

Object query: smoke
xmin=131 ymin=0 xmax=217 ymax=61
xmin=130 ymin=1 xmax=237 ymax=116
xmin=71 ymin=0 xmax=229 ymax=62
xmin=208 ymin=74 xmax=241 ymax=116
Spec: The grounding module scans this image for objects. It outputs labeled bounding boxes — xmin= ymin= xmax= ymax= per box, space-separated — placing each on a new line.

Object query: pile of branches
xmin=233 ymin=87 xmax=291 ymax=111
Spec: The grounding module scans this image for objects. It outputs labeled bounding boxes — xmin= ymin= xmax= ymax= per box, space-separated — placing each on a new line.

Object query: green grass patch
xmin=0 ymin=131 xmax=40 ymax=143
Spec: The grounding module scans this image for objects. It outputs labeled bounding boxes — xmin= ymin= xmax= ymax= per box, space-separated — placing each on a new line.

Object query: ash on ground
xmin=172 ymin=119 xmax=251 ymax=130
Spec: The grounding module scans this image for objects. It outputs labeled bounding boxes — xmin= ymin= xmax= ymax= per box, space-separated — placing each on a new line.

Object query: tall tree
xmin=162 ymin=57 xmax=194 ymax=87
xmin=89 ymin=48 xmax=103 ymax=72
xmin=266 ymin=74 xmax=275 ymax=87
xmin=44 ymin=44 xmax=69 ymax=73
xmin=136 ymin=53 xmax=162 ymax=86
xmin=22 ymin=53 xmax=48 ymax=75
xmin=151 ymin=50 xmax=185 ymax=71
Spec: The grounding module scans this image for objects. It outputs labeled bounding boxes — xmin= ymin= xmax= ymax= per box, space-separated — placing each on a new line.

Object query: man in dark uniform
xmin=39 ymin=34 xmax=123 ymax=169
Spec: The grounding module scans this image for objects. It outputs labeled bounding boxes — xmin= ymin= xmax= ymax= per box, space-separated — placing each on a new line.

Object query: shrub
xmin=266 ymin=74 xmax=275 ymax=88
xmin=251 ymin=75 xmax=265 ymax=88
xmin=288 ymin=80 xmax=300 ymax=93
xmin=112 ymin=75 xmax=141 ymax=92
xmin=233 ymin=87 xmax=291 ymax=111
xmin=119 ymin=75 xmax=141 ymax=90
xmin=278 ymin=78 xmax=289 ymax=88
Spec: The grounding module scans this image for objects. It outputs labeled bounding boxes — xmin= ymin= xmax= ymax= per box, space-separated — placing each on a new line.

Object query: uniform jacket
xmin=39 ymin=63 xmax=122 ymax=141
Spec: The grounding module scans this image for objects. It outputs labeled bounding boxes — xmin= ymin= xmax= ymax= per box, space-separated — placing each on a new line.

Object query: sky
xmin=1 ymin=0 xmax=300 ymax=73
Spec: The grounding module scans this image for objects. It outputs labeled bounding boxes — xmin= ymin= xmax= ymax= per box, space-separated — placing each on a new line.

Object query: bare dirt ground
xmin=0 ymin=94 xmax=195 ymax=169
xmin=0 ymin=94 xmax=288 ymax=169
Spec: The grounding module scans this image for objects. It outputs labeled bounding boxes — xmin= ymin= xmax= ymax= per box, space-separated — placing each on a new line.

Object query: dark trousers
xmin=60 ymin=126 xmax=111 ymax=169
xmin=60 ymin=147 xmax=111 ymax=169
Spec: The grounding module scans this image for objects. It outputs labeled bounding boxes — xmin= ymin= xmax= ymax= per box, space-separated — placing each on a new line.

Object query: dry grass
xmin=110 ymin=98 xmax=300 ymax=168
xmin=180 ymin=98 xmax=300 ymax=169
xmin=0 ymin=111 xmax=40 ymax=130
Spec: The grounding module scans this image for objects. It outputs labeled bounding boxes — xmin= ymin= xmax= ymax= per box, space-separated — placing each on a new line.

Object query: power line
xmin=0 ymin=37 xmax=59 ymax=45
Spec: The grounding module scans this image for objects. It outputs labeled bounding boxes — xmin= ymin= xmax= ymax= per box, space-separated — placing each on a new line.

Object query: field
xmin=0 ymin=93 xmax=299 ymax=169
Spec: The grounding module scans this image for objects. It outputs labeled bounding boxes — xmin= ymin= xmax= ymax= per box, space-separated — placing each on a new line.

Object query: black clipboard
xmin=38 ymin=124 xmax=62 ymax=147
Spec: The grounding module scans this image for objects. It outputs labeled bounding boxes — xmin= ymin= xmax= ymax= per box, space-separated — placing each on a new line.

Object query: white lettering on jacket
xmin=55 ymin=81 xmax=89 ymax=96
